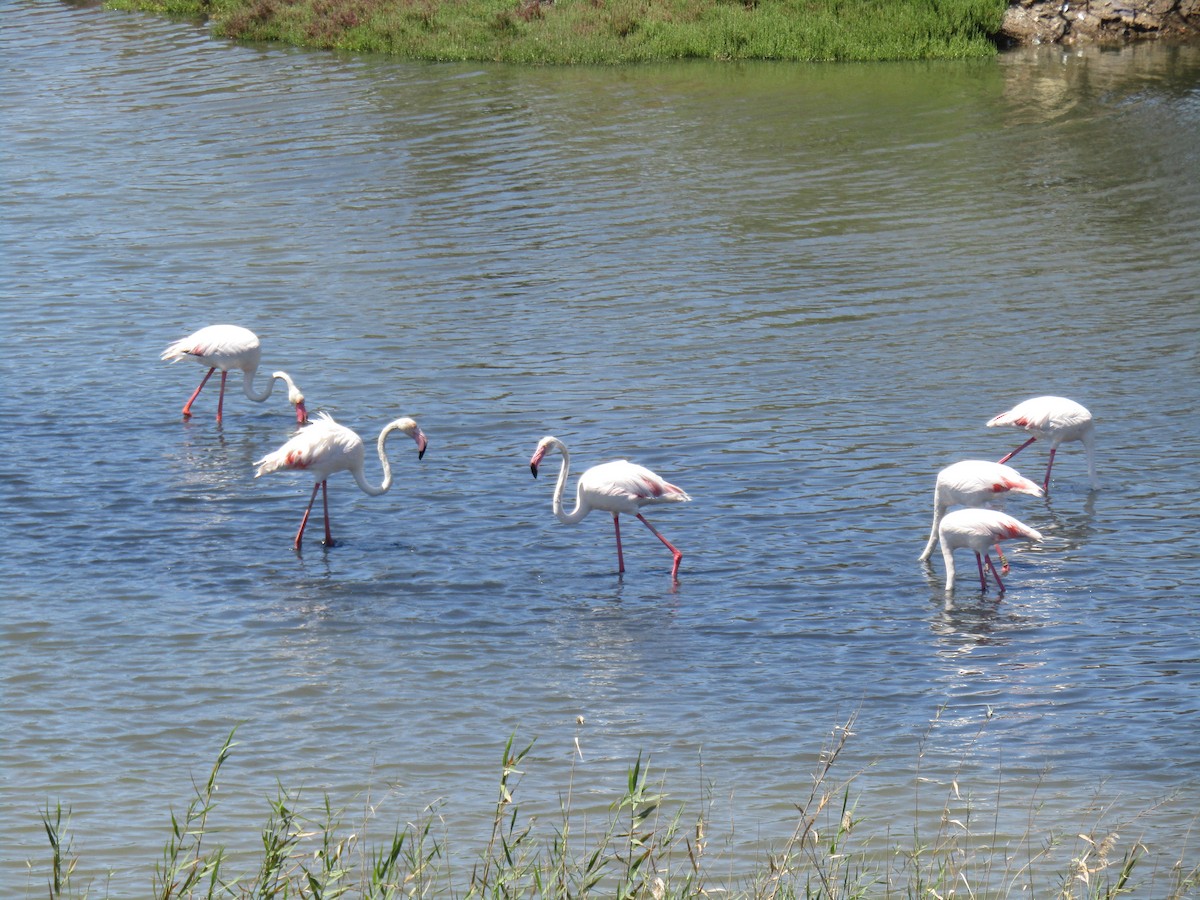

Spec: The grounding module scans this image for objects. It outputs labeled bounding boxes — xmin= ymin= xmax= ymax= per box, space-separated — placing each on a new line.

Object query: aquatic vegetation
xmin=105 ymin=0 xmax=1009 ymax=62
xmin=31 ymin=718 xmax=1200 ymax=898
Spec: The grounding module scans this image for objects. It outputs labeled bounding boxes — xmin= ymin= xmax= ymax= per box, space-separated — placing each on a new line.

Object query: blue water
xmin=2 ymin=3 xmax=1199 ymax=894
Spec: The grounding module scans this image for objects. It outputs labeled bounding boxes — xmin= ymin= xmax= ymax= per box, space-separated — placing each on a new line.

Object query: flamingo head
xmin=529 ymin=436 xmax=556 ymax=478
xmin=391 ymin=417 xmax=427 ymax=459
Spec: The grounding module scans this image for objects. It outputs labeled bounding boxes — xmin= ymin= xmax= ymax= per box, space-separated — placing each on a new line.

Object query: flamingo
xmin=529 ymin=436 xmax=691 ymax=578
xmin=986 ymin=396 xmax=1098 ymax=494
xmin=161 ymin=324 xmax=307 ymax=425
xmin=938 ymin=508 xmax=1044 ymax=593
xmin=918 ymin=460 xmax=1044 ymax=564
xmin=254 ymin=412 xmax=427 ymax=550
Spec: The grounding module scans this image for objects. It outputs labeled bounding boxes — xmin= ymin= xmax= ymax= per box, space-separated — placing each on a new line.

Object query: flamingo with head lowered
xmin=918 ymin=460 xmax=1043 ymax=564
xmin=987 ymin=395 xmax=1097 ymax=494
xmin=529 ymin=436 xmax=691 ymax=579
xmin=162 ymin=324 xmax=307 ymax=425
xmin=938 ymin=508 xmax=1044 ymax=594
xmin=255 ymin=412 xmax=427 ymax=550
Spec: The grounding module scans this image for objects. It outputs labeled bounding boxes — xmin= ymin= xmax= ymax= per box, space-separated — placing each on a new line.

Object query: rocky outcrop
xmin=1002 ymin=0 xmax=1200 ymax=43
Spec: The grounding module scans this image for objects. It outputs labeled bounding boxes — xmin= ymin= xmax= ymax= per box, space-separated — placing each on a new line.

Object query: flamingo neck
xmin=549 ymin=443 xmax=589 ymax=525
xmin=240 ymin=366 xmax=272 ymax=402
xmin=940 ymin=542 xmax=957 ymax=591
xmin=919 ymin=497 xmax=948 ymax=563
xmin=351 ymin=423 xmax=401 ymax=497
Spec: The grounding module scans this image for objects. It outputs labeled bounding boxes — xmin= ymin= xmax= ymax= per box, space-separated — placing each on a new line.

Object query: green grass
xmin=105 ymin=0 xmax=1009 ymax=62
xmin=29 ymin=718 xmax=1200 ymax=898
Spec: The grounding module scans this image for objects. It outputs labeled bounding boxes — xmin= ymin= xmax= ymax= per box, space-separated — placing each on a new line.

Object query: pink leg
xmin=215 ymin=370 xmax=229 ymax=423
xmin=1042 ymin=447 xmax=1057 ymax=495
xmin=984 ymin=553 xmax=1006 ymax=592
xmin=612 ymin=514 xmax=625 ymax=573
xmin=637 ymin=513 xmax=684 ymax=579
xmin=321 ymin=481 xmax=334 ymax=546
xmin=974 ymin=552 xmax=987 ymax=591
xmin=998 ymin=435 xmax=1037 ymax=465
xmin=294 ymin=481 xmax=321 ymax=551
xmin=181 ymin=367 xmax=215 ymax=418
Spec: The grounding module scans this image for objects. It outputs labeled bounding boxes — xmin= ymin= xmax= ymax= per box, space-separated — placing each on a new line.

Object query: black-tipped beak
xmin=418 ymin=446 xmax=426 ymax=460
xmin=530 ymin=463 xmax=539 ymax=478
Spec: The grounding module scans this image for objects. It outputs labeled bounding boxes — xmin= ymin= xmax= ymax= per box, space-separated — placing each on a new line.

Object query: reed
xmin=104 ymin=0 xmax=1008 ymax=62
xmin=28 ymin=719 xmax=1200 ymax=899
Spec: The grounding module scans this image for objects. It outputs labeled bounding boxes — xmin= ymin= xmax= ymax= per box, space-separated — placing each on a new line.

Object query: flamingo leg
xmin=215 ymin=370 xmax=229 ymax=423
xmin=984 ymin=553 xmax=1007 ymax=593
xmin=637 ymin=513 xmax=684 ymax=579
xmin=612 ymin=514 xmax=625 ymax=574
xmin=294 ymin=481 xmax=321 ymax=551
xmin=974 ymin=552 xmax=987 ymax=591
xmin=997 ymin=435 xmax=1037 ymax=465
xmin=1042 ymin=447 xmax=1058 ymax=495
xmin=181 ymin=367 xmax=216 ymax=418
xmin=321 ymin=480 xmax=334 ymax=547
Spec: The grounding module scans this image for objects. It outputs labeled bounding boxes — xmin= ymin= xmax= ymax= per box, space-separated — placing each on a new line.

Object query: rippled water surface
xmin=3 ymin=2 xmax=1200 ymax=894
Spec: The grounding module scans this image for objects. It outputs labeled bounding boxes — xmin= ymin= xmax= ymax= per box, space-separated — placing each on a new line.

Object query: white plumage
xmin=987 ymin=395 xmax=1098 ymax=494
xmin=255 ymin=412 xmax=427 ymax=550
xmin=529 ymin=435 xmax=690 ymax=578
xmin=161 ymin=324 xmax=306 ymax=425
xmin=918 ymin=460 xmax=1043 ymax=562
xmin=938 ymin=508 xmax=1044 ymax=593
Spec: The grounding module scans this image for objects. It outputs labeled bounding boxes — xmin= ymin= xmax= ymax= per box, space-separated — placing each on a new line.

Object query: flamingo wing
xmin=161 ymin=324 xmax=260 ymax=367
xmin=580 ymin=460 xmax=691 ymax=511
xmin=988 ymin=396 xmax=1091 ymax=435
xmin=254 ymin=413 xmax=359 ymax=480
xmin=941 ymin=460 xmax=1043 ymax=500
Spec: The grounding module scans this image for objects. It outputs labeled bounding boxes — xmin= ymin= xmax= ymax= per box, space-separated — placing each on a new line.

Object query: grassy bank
xmin=106 ymin=0 xmax=1009 ymax=63
xmin=28 ymin=722 xmax=1200 ymax=898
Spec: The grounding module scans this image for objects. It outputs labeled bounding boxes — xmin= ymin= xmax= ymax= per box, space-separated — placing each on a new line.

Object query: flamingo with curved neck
xmin=255 ymin=412 xmax=427 ymax=550
xmin=939 ymin=508 xmax=1044 ymax=594
xmin=161 ymin=324 xmax=308 ymax=425
xmin=918 ymin=460 xmax=1043 ymax=564
xmin=987 ymin=395 xmax=1098 ymax=495
xmin=529 ymin=435 xmax=691 ymax=579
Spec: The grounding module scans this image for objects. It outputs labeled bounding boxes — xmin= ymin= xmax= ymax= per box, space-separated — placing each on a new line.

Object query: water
xmin=2 ymin=1 xmax=1200 ymax=894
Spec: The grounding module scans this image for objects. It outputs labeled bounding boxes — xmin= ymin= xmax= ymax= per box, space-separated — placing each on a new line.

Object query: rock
xmin=1001 ymin=0 xmax=1200 ymax=43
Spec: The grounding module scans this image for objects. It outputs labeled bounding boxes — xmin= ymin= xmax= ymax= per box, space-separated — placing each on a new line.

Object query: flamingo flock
xmin=163 ymin=325 xmax=1097 ymax=590
xmin=921 ymin=395 xmax=1098 ymax=594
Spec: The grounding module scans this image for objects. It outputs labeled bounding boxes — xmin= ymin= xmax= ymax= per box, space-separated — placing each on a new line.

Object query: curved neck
xmin=351 ymin=422 xmax=401 ymax=497
xmin=242 ymin=367 xmax=280 ymax=403
xmin=549 ymin=442 xmax=589 ymax=525
xmin=919 ymin=497 xmax=947 ymax=562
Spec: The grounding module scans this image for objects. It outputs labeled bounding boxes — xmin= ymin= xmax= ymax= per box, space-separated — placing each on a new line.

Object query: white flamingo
xmin=255 ymin=412 xmax=427 ymax=550
xmin=529 ymin=436 xmax=691 ymax=578
xmin=938 ymin=508 xmax=1044 ymax=593
xmin=987 ymin=395 xmax=1097 ymax=494
xmin=162 ymin=324 xmax=307 ymax=425
xmin=918 ymin=460 xmax=1043 ymax=563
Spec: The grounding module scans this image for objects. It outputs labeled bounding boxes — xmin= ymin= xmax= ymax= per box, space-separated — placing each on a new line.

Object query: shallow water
xmin=2 ymin=2 xmax=1200 ymax=894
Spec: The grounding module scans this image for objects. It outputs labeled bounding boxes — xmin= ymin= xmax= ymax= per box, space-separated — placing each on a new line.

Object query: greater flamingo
xmin=161 ymin=324 xmax=307 ymax=425
xmin=918 ymin=460 xmax=1043 ymax=563
xmin=529 ymin=436 xmax=691 ymax=578
xmin=986 ymin=395 xmax=1097 ymax=494
xmin=254 ymin=412 xmax=427 ymax=550
xmin=938 ymin=508 xmax=1044 ymax=593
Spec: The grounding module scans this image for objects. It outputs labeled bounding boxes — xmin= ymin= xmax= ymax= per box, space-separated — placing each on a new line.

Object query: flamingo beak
xmin=415 ymin=430 xmax=428 ymax=460
xmin=295 ymin=400 xmax=309 ymax=425
xmin=529 ymin=445 xmax=546 ymax=478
